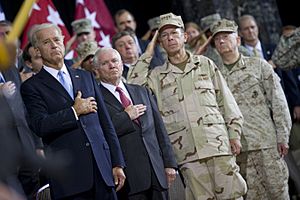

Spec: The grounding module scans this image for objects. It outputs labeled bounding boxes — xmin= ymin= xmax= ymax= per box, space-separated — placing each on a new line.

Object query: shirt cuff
xmin=71 ymin=106 xmax=79 ymax=120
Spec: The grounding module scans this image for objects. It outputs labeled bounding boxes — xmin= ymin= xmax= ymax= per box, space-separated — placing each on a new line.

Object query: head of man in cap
xmin=200 ymin=13 xmax=221 ymax=37
xmin=210 ymin=19 xmax=240 ymax=59
xmin=157 ymin=13 xmax=188 ymax=57
xmin=73 ymin=41 xmax=99 ymax=73
xmin=147 ymin=16 xmax=161 ymax=38
xmin=71 ymin=18 xmax=96 ymax=44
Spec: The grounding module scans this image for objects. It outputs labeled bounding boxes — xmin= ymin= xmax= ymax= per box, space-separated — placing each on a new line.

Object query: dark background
xmin=1 ymin=0 xmax=299 ymax=44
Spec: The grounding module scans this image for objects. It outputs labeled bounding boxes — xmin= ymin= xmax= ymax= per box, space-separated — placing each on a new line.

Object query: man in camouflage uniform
xmin=211 ymin=18 xmax=292 ymax=200
xmin=127 ymin=13 xmax=247 ymax=200
xmin=272 ymin=27 xmax=300 ymax=69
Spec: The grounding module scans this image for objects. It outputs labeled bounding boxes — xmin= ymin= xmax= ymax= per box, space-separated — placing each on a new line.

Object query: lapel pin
xmin=75 ymin=75 xmax=80 ymax=78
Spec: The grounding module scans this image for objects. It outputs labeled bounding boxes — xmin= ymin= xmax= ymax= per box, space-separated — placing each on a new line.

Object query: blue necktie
xmin=0 ymin=74 xmax=5 ymax=83
xmin=0 ymin=76 xmax=5 ymax=83
xmin=57 ymin=71 xmax=73 ymax=99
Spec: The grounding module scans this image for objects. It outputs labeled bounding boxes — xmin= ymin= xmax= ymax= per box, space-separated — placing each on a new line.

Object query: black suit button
xmin=85 ymin=142 xmax=90 ymax=147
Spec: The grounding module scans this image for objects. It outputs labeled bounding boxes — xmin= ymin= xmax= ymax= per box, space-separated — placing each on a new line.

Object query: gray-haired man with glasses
xmin=126 ymin=13 xmax=247 ymax=200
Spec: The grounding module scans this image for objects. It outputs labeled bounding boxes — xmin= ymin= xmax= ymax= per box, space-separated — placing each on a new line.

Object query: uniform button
xmin=85 ymin=142 xmax=90 ymax=147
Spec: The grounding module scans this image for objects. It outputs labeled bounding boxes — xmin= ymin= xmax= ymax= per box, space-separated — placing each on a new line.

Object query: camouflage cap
xmin=200 ymin=13 xmax=221 ymax=31
xmin=71 ymin=18 xmax=93 ymax=35
xmin=76 ymin=41 xmax=98 ymax=61
xmin=147 ymin=16 xmax=161 ymax=31
xmin=210 ymin=19 xmax=238 ymax=37
xmin=158 ymin=13 xmax=184 ymax=32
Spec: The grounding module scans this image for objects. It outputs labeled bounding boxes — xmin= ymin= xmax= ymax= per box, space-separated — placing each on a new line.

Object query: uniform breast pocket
xmin=238 ymin=76 xmax=265 ymax=106
xmin=161 ymin=80 xmax=179 ymax=106
xmin=194 ymin=79 xmax=217 ymax=106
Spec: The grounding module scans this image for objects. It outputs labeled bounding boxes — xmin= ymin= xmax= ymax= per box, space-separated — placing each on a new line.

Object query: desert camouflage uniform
xmin=127 ymin=51 xmax=247 ymax=199
xmin=272 ymin=27 xmax=300 ymax=69
xmin=220 ymin=55 xmax=291 ymax=200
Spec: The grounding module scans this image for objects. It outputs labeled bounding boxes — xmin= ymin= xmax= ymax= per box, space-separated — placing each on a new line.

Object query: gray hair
xmin=93 ymin=47 xmax=122 ymax=66
xmin=30 ymin=23 xmax=63 ymax=47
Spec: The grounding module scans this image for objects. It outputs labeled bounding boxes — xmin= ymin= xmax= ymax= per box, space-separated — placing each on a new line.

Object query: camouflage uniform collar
xmin=221 ymin=54 xmax=247 ymax=74
xmin=162 ymin=51 xmax=201 ymax=74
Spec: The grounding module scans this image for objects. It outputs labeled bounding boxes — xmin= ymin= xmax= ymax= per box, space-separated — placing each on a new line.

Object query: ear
xmin=237 ymin=35 xmax=241 ymax=46
xmin=34 ymin=47 xmax=41 ymax=57
xmin=183 ymin=32 xmax=188 ymax=43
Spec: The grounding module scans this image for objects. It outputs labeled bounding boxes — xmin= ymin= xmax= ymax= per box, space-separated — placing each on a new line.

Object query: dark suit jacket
xmin=21 ymin=67 xmax=125 ymax=199
xmin=2 ymin=67 xmax=38 ymax=152
xmin=1 ymin=67 xmax=40 ymax=197
xmin=100 ymin=83 xmax=177 ymax=195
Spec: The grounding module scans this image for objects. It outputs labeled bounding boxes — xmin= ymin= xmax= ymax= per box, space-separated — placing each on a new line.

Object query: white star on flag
xmin=33 ymin=3 xmax=41 ymax=11
xmin=76 ymin=0 xmax=85 ymax=5
xmin=47 ymin=5 xmax=64 ymax=26
xmin=98 ymin=31 xmax=111 ymax=47
xmin=84 ymin=7 xmax=100 ymax=28
xmin=28 ymin=3 xmax=40 ymax=16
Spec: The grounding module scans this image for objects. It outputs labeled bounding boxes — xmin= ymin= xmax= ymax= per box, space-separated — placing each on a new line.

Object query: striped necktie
xmin=115 ymin=86 xmax=140 ymax=126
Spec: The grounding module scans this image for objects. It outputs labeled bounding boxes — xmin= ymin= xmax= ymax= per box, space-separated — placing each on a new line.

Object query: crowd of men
xmin=0 ymin=8 xmax=300 ymax=200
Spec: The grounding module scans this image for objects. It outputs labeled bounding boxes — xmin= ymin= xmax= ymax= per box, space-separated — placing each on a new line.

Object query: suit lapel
xmin=68 ymin=67 xmax=81 ymax=98
xmin=37 ymin=68 xmax=72 ymax=101
xmin=100 ymin=84 xmax=124 ymax=111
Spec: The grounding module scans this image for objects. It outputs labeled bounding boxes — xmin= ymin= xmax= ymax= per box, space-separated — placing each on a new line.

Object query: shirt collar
xmin=43 ymin=64 xmax=68 ymax=79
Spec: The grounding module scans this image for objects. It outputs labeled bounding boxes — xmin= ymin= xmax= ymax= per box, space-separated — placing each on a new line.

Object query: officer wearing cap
xmin=71 ymin=18 xmax=96 ymax=44
xmin=72 ymin=41 xmax=99 ymax=74
xmin=212 ymin=18 xmax=291 ymax=200
xmin=127 ymin=13 xmax=247 ymax=200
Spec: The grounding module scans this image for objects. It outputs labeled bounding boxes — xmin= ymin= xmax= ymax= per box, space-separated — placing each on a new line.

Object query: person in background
xmin=94 ymin=47 xmax=177 ymax=200
xmin=111 ymin=30 xmax=141 ymax=79
xmin=20 ymin=42 xmax=43 ymax=82
xmin=184 ymin=21 xmax=207 ymax=53
xmin=21 ymin=23 xmax=126 ymax=200
xmin=211 ymin=18 xmax=291 ymax=200
xmin=142 ymin=16 xmax=167 ymax=60
xmin=127 ymin=12 xmax=247 ymax=200
xmin=272 ymin=26 xmax=300 ymax=70
xmin=65 ymin=18 xmax=96 ymax=66
xmin=114 ymin=9 xmax=165 ymax=68
xmin=72 ymin=40 xmax=100 ymax=81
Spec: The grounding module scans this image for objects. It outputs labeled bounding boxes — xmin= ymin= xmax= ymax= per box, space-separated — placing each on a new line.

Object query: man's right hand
xmin=145 ymin=30 xmax=159 ymax=56
xmin=124 ymin=104 xmax=146 ymax=120
xmin=73 ymin=91 xmax=97 ymax=116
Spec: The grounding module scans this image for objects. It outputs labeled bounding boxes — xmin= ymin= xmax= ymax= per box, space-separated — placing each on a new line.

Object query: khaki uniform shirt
xmin=127 ymin=52 xmax=243 ymax=165
xmin=220 ymin=55 xmax=291 ymax=151
xmin=272 ymin=27 xmax=300 ymax=69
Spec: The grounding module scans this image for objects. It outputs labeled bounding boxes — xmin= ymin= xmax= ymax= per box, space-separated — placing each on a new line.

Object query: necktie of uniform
xmin=57 ymin=70 xmax=73 ymax=99
xmin=253 ymin=48 xmax=260 ymax=57
xmin=115 ymin=86 xmax=140 ymax=125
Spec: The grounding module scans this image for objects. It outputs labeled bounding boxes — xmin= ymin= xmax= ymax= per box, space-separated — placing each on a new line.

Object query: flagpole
xmin=6 ymin=0 xmax=38 ymax=42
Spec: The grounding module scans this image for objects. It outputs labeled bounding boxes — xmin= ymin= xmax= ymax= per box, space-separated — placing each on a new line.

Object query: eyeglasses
xmin=159 ymin=28 xmax=183 ymax=41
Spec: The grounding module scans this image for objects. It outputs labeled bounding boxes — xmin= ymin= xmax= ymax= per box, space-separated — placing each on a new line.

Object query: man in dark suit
xmin=93 ymin=47 xmax=177 ymax=200
xmin=1 ymin=66 xmax=42 ymax=199
xmin=21 ymin=23 xmax=126 ymax=200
